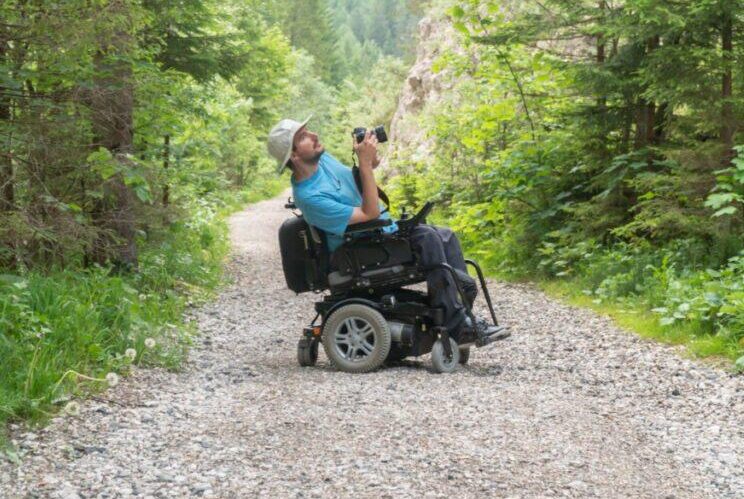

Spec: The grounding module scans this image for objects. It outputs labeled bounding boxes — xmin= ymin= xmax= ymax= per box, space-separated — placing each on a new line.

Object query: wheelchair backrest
xmin=278 ymin=216 xmax=329 ymax=293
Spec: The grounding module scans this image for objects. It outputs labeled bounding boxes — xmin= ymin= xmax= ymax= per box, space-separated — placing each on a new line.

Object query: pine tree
xmin=284 ymin=0 xmax=345 ymax=84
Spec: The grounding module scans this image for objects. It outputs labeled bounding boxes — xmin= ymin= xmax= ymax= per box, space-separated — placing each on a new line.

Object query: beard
xmin=309 ymin=147 xmax=324 ymax=163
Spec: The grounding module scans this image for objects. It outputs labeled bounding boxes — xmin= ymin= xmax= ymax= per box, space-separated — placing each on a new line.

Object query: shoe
xmin=462 ymin=316 xmax=510 ymax=347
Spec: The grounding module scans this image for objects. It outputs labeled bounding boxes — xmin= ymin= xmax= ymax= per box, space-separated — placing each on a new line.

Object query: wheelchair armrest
xmin=345 ymin=218 xmax=392 ymax=234
xmin=396 ymin=201 xmax=434 ymax=234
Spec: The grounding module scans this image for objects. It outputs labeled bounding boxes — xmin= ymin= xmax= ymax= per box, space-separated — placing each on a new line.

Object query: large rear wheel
xmin=322 ymin=304 xmax=391 ymax=373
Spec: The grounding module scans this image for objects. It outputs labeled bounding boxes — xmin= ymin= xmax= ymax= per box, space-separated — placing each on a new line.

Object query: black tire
xmin=431 ymin=337 xmax=460 ymax=373
xmin=297 ymin=338 xmax=318 ymax=367
xmin=458 ymin=346 xmax=471 ymax=365
xmin=322 ymin=304 xmax=391 ymax=373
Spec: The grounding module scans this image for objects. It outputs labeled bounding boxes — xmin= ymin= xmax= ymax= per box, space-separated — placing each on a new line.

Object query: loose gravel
xmin=1 ymin=194 xmax=742 ymax=498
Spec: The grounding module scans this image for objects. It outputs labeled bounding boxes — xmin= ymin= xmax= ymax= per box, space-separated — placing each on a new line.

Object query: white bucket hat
xmin=267 ymin=115 xmax=312 ymax=174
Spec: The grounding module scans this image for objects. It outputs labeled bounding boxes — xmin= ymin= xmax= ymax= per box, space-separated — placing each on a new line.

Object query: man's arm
xmin=349 ymin=131 xmax=380 ymax=224
xmin=372 ymin=151 xmax=381 ymax=169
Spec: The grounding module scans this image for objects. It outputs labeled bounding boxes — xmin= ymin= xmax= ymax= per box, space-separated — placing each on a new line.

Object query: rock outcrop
xmin=380 ymin=9 xmax=462 ymax=176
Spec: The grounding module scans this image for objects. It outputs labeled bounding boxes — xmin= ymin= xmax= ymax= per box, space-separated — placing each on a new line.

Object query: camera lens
xmin=352 ymin=127 xmax=366 ymax=143
xmin=373 ymin=125 xmax=388 ymax=143
xmin=351 ymin=126 xmax=387 ymax=144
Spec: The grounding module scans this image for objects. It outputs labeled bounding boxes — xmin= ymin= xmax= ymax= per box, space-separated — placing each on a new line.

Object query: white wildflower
xmin=105 ymin=372 xmax=119 ymax=387
xmin=144 ymin=338 xmax=156 ymax=349
xmin=124 ymin=348 xmax=137 ymax=361
xmin=64 ymin=401 xmax=80 ymax=416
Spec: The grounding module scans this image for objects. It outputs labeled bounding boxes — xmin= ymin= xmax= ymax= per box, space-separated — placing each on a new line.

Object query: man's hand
xmin=349 ymin=131 xmax=381 ymax=224
xmin=353 ymin=131 xmax=378 ymax=169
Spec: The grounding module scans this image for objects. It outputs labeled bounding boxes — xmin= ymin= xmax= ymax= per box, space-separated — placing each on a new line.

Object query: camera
xmin=352 ymin=125 xmax=388 ymax=144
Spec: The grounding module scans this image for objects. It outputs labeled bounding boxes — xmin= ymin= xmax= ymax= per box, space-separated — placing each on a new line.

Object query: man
xmin=267 ymin=116 xmax=505 ymax=343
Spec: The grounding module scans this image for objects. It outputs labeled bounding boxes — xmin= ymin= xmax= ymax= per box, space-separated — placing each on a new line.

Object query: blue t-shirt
xmin=291 ymin=152 xmax=397 ymax=252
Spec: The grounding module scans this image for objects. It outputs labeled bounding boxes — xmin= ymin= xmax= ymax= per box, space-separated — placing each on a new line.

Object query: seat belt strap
xmin=352 ymin=165 xmax=390 ymax=213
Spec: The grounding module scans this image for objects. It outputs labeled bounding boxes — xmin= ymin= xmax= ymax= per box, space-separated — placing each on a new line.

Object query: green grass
xmin=241 ymin=177 xmax=286 ymax=205
xmin=0 ymin=182 xmax=284 ymax=446
xmin=466 ymin=250 xmax=744 ymax=371
xmin=0 ymin=221 xmax=224 ymax=431
xmin=539 ymin=280 xmax=698 ymax=345
xmin=228 ymin=176 xmax=286 ymax=210
xmin=536 ymin=279 xmax=741 ymax=369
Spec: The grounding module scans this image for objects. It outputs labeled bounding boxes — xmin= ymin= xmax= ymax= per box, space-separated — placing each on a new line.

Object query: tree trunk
xmin=634 ymin=37 xmax=659 ymax=161
xmin=237 ymin=162 xmax=244 ymax=188
xmin=596 ymin=1 xmax=606 ymax=110
xmin=0 ymin=40 xmax=14 ymax=212
xmin=89 ymin=1 xmax=137 ymax=270
xmin=634 ymin=99 xmax=650 ymax=149
xmin=654 ymin=102 xmax=668 ymax=144
xmin=595 ymin=1 xmax=608 ymax=159
xmin=645 ymin=36 xmax=659 ymax=149
xmin=721 ymin=7 xmax=735 ymax=166
xmin=621 ymin=103 xmax=632 ymax=153
xmin=162 ymin=133 xmax=170 ymax=206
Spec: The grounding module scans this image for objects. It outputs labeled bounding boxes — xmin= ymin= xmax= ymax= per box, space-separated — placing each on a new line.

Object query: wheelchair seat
xmin=278 ymin=213 xmax=426 ymax=295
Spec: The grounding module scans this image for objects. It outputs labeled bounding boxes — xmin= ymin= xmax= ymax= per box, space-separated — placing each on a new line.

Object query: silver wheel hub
xmin=333 ymin=317 xmax=376 ymax=362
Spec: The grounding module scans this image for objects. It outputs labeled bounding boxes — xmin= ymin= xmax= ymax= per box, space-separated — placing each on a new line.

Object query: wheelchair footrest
xmin=475 ymin=326 xmax=511 ymax=347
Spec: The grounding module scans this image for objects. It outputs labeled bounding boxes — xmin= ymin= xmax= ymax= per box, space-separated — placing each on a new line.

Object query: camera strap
xmin=351 ymin=165 xmax=390 ymax=214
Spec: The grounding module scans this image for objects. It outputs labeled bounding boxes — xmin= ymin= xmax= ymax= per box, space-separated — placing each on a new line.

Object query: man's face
xmin=290 ymin=126 xmax=324 ymax=164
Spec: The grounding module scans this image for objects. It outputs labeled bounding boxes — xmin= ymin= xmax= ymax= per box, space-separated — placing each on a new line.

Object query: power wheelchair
xmin=279 ymin=199 xmax=508 ymax=373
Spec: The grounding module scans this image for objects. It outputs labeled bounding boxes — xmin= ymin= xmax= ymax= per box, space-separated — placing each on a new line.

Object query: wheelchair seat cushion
xmin=330 ymin=236 xmax=415 ymax=275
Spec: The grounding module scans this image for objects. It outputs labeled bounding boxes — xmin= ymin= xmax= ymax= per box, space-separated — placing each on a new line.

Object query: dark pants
xmin=409 ymin=225 xmax=477 ymax=333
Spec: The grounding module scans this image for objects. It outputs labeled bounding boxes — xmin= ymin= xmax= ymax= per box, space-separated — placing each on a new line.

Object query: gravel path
xmin=2 ymin=194 xmax=742 ymax=498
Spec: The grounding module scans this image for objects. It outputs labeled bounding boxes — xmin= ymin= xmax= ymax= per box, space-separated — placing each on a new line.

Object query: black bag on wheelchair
xmin=278 ymin=216 xmax=327 ymax=293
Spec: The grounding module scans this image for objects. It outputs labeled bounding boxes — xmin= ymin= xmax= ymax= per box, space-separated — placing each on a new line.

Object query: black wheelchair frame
xmin=280 ymin=199 xmax=506 ymax=373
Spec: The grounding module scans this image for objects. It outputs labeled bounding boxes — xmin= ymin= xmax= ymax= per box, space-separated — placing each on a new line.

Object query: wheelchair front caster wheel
xmin=431 ymin=337 xmax=460 ymax=373
xmin=297 ymin=338 xmax=319 ymax=367
xmin=458 ymin=346 xmax=471 ymax=365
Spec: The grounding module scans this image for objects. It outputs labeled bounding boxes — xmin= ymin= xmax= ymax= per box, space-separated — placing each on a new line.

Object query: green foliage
xmin=0 ymin=0 xmax=419 ymax=435
xmin=268 ymin=0 xmax=423 ymax=84
xmin=330 ymin=0 xmax=424 ymax=61
xmin=280 ymin=50 xmax=339 ymax=139
xmin=324 ymin=57 xmax=409 ymax=159
xmin=388 ymin=0 xmax=744 ymax=366
xmin=706 ymin=146 xmax=744 ymax=217
xmin=0 ymin=0 xmax=318 ymax=434
xmin=0 ymin=196 xmax=228 ymax=429
xmin=283 ymin=0 xmax=346 ymax=84
xmin=535 ymin=243 xmax=744 ymax=364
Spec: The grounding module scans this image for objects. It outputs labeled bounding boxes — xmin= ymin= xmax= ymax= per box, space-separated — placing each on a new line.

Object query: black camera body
xmin=352 ymin=125 xmax=388 ymax=144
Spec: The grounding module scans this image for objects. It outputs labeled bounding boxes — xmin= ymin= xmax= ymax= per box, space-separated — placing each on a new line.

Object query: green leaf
xmin=3 ymin=448 xmax=21 ymax=465
xmin=133 ymin=185 xmax=152 ymax=203
xmin=718 ymin=304 xmax=739 ymax=315
xmin=713 ymin=206 xmax=737 ymax=217
xmin=453 ymin=22 xmax=470 ymax=35
xmin=0 ymin=274 xmax=24 ymax=286
xmin=449 ymin=6 xmax=465 ymax=18
xmin=705 ymin=192 xmax=737 ymax=209
xmin=735 ymin=356 xmax=744 ymax=373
